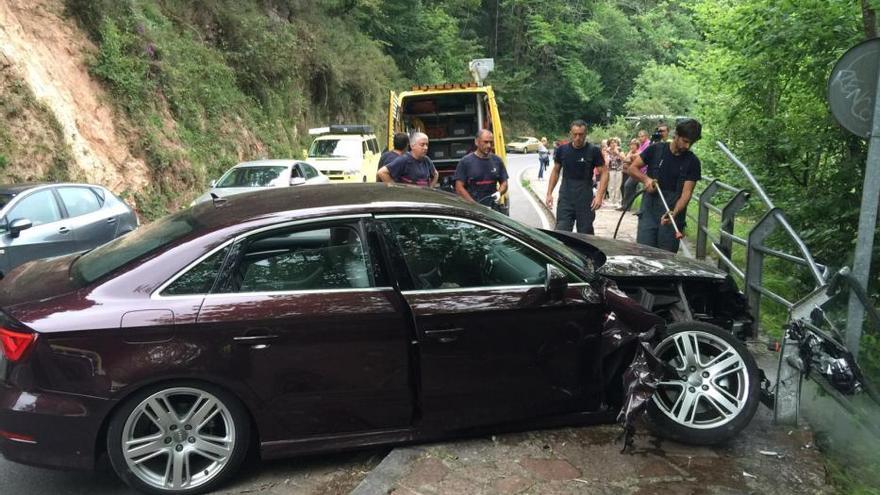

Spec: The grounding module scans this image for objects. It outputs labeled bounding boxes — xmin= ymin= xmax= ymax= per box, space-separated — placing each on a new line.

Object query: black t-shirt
xmin=640 ymin=142 xmax=701 ymax=192
xmin=379 ymin=150 xmax=401 ymax=168
xmin=554 ymin=142 xmax=604 ymax=181
xmin=453 ymin=153 xmax=509 ymax=201
xmin=386 ymin=152 xmax=437 ymax=186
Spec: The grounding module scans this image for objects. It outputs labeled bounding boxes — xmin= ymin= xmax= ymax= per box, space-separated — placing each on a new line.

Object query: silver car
xmin=0 ymin=182 xmax=138 ymax=278
xmin=192 ymin=160 xmax=330 ymax=205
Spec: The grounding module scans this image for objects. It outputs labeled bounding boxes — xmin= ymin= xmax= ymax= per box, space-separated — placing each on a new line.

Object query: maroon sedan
xmin=0 ymin=184 xmax=759 ymax=494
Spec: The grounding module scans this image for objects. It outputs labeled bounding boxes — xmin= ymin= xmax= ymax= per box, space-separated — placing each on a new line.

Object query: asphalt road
xmin=0 ymin=156 xmax=550 ymax=494
xmin=503 ymin=151 xmax=551 ymax=229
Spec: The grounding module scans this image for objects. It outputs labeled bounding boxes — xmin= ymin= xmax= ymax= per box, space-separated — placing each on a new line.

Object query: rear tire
xmin=646 ymin=322 xmax=759 ymax=445
xmin=106 ymin=381 xmax=251 ymax=495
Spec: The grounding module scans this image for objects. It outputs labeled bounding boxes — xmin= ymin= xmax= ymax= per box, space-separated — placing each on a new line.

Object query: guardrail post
xmin=719 ymin=190 xmax=750 ymax=270
xmin=697 ymin=180 xmax=720 ymax=260
xmin=746 ymin=208 xmax=782 ymax=333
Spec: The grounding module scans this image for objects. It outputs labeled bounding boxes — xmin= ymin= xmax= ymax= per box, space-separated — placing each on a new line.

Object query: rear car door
xmin=56 ymin=185 xmax=116 ymax=249
xmin=378 ymin=214 xmax=605 ymax=432
xmin=3 ymin=188 xmax=76 ymax=268
xmin=195 ymin=215 xmax=414 ymax=439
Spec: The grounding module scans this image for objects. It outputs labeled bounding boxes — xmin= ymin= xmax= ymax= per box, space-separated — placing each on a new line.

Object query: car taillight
xmin=0 ymin=328 xmax=36 ymax=362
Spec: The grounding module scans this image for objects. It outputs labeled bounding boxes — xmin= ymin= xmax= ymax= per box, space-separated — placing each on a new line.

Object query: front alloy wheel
xmin=107 ymin=383 xmax=250 ymax=495
xmin=647 ymin=322 xmax=760 ymax=445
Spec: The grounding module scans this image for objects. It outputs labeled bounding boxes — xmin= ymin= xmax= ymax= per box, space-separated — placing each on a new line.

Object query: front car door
xmin=195 ymin=215 xmax=414 ymax=441
xmin=377 ymin=214 xmax=605 ymax=432
xmin=2 ymin=188 xmax=76 ymax=269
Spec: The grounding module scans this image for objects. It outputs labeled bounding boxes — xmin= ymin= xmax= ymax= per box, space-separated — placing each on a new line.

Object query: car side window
xmin=369 ymin=138 xmax=380 ymax=154
xmin=290 ymin=166 xmax=304 ymax=179
xmin=9 ymin=189 xmax=61 ymax=226
xmin=219 ymin=224 xmax=372 ymax=293
xmin=58 ymin=187 xmax=102 ymax=218
xmin=162 ymin=245 xmax=231 ymax=296
xmin=301 ymin=163 xmax=318 ymax=179
xmin=385 ymin=217 xmax=549 ymax=290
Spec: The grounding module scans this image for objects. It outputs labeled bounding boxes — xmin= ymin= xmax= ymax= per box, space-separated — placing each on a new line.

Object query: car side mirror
xmin=9 ymin=218 xmax=33 ymax=238
xmin=290 ymin=177 xmax=307 ymax=186
xmin=544 ymin=264 xmax=567 ymax=300
xmin=209 ymin=179 xmax=217 ymax=187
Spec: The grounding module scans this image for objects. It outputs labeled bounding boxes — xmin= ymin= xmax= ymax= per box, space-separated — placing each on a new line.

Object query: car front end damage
xmin=595 ymin=277 xmax=761 ymax=449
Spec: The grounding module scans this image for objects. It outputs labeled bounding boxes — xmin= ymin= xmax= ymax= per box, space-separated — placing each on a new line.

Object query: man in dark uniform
xmin=377 ymin=132 xmax=438 ymax=186
xmin=379 ymin=132 xmax=409 ymax=168
xmin=453 ymin=129 xmax=509 ymax=213
xmin=545 ymin=120 xmax=608 ymax=233
xmin=627 ymin=118 xmax=702 ymax=253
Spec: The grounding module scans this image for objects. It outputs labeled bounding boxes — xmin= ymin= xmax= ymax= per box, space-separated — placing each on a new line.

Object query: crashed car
xmin=549 ymin=233 xmax=754 ymax=339
xmin=0 ymin=184 xmax=760 ymax=494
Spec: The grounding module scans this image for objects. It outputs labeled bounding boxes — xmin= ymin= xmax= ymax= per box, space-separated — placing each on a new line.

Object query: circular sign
xmin=828 ymin=38 xmax=880 ymax=138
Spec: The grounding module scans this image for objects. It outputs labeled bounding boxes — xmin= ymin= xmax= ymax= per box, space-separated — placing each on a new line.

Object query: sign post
xmin=828 ymin=38 xmax=880 ymax=357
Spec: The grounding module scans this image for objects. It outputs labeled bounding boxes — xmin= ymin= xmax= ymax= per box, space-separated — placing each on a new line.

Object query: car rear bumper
xmin=0 ymin=384 xmax=112 ymax=471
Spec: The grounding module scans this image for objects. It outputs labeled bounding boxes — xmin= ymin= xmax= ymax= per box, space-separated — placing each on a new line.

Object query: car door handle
xmin=424 ymin=327 xmax=464 ymax=343
xmin=106 ymin=217 xmax=118 ymax=224
xmin=233 ymin=334 xmax=279 ymax=343
xmin=58 ymin=227 xmax=70 ymax=234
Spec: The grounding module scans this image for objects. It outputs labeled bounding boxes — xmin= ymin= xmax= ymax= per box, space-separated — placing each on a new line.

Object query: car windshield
xmin=308 ymin=138 xmax=361 ymax=159
xmin=0 ymin=194 xmax=13 ymax=210
xmin=515 ymin=137 xmax=531 ymax=142
xmin=482 ymin=209 xmax=596 ymax=278
xmin=71 ymin=210 xmax=204 ymax=285
xmin=216 ymin=166 xmax=288 ymax=188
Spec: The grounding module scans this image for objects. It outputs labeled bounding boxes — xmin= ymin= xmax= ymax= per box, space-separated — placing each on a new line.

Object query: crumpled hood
xmin=540 ymin=230 xmax=727 ymax=280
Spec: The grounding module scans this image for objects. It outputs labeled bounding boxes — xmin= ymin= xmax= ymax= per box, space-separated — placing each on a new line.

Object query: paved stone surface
xmin=372 ymin=410 xmax=830 ymax=495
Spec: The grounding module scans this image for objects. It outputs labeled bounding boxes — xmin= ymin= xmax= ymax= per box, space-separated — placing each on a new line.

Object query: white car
xmin=191 ymin=160 xmax=329 ymax=206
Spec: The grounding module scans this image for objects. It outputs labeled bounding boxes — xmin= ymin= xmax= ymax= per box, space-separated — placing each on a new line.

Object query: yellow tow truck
xmin=387 ymin=59 xmax=508 ymax=197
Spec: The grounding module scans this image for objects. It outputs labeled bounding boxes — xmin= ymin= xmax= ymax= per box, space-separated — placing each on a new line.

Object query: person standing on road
xmin=537 ymin=137 xmax=550 ymax=180
xmin=627 ymin=119 xmax=703 ymax=253
xmin=545 ymin=120 xmax=608 ymax=234
xmin=620 ymin=138 xmax=641 ymax=210
xmin=379 ymin=132 xmax=409 ymax=168
xmin=623 ymin=130 xmax=651 ymax=209
xmin=606 ymin=137 xmax=625 ymax=208
xmin=377 ymin=132 xmax=439 ymax=187
xmin=454 ymin=129 xmax=509 ymax=213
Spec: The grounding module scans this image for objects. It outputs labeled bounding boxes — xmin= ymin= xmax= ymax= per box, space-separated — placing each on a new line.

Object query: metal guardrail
xmin=689 ymin=142 xmax=880 ymax=425
xmin=689 ymin=142 xmax=831 ymax=332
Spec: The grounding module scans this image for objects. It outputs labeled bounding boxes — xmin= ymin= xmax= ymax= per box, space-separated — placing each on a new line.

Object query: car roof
xmin=313 ymin=134 xmax=375 ymax=140
xmin=0 ymin=182 xmax=106 ymax=196
xmin=233 ymin=160 xmax=301 ymax=168
xmin=189 ymin=183 xmax=476 ymax=233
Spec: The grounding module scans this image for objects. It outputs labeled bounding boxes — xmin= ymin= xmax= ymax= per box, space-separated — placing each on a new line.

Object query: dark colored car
xmin=0 ymin=182 xmax=138 ymax=278
xmin=0 ymin=185 xmax=760 ymax=494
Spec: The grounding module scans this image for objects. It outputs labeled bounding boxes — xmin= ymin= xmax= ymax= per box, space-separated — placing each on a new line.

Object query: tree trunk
xmin=862 ymin=0 xmax=877 ymax=39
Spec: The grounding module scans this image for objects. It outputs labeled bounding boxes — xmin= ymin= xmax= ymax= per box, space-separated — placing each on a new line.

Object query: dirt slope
xmin=0 ymin=0 xmax=149 ymax=194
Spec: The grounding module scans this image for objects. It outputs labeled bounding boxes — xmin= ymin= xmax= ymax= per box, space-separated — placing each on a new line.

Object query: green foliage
xmin=91 ymin=17 xmax=154 ymax=112
xmin=69 ymin=0 xmax=399 ymax=215
xmin=625 ymin=62 xmax=699 ymax=116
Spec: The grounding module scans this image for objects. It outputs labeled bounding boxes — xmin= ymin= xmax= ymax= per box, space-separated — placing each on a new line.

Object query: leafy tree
xmin=625 ymin=62 xmax=698 ymax=116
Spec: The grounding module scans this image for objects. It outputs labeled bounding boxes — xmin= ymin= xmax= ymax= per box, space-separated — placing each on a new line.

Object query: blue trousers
xmin=637 ymin=191 xmax=686 ymax=253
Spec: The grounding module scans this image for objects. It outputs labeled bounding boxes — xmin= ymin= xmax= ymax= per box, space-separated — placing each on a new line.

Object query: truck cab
xmin=306 ymin=125 xmax=381 ymax=183
xmin=388 ymin=83 xmax=507 ymax=190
